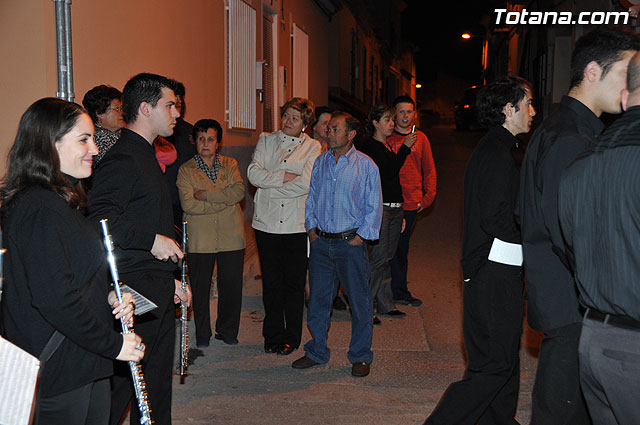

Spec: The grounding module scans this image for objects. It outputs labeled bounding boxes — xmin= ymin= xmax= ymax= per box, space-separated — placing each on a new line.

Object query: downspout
xmin=53 ymin=0 xmax=74 ymax=102
xmin=64 ymin=0 xmax=74 ymax=102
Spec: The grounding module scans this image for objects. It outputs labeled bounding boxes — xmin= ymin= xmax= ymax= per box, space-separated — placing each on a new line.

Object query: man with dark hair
xmin=425 ymin=76 xmax=535 ymax=425
xmin=172 ymin=81 xmax=187 ymax=116
xmin=310 ymin=106 xmax=332 ymax=151
xmin=164 ymin=80 xmax=196 ymax=230
xmin=309 ymin=105 xmax=348 ymax=311
xmin=88 ymin=72 xmax=191 ymax=425
xmin=519 ymin=27 xmax=640 ymax=424
xmin=292 ymin=111 xmax=382 ymax=378
xmin=558 ymin=50 xmax=640 ymax=425
xmin=386 ymin=95 xmax=436 ymax=307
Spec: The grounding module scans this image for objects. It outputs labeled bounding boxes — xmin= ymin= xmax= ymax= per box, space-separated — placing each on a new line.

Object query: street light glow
xmin=461 ymin=33 xmax=471 ymax=39
xmin=415 ymin=83 xmax=422 ymax=88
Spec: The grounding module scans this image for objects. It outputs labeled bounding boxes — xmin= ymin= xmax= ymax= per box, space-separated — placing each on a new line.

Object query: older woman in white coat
xmin=248 ymin=97 xmax=321 ymax=356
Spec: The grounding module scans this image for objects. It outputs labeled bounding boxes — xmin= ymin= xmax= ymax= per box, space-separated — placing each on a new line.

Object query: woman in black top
xmin=357 ymin=104 xmax=417 ymax=321
xmin=0 ymin=98 xmax=144 ymax=424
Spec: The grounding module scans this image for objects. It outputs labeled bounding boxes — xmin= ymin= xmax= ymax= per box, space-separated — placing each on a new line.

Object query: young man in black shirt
xmin=88 ymin=72 xmax=191 ymax=425
xmin=425 ymin=76 xmax=535 ymax=425
xmin=164 ymin=80 xmax=196 ymax=231
xmin=519 ymin=27 xmax=640 ymax=425
xmin=558 ymin=51 xmax=640 ymax=425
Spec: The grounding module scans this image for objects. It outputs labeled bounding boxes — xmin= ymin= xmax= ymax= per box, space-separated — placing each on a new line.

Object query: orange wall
xmin=71 ymin=0 xmax=241 ymax=144
xmin=282 ymin=0 xmax=330 ymax=107
xmin=0 ymin=0 xmax=330 ymax=178
xmin=0 ymin=0 xmax=56 ymax=175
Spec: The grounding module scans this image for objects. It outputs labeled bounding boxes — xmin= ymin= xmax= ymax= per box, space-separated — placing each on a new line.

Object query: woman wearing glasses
xmin=82 ymin=84 xmax=126 ymax=164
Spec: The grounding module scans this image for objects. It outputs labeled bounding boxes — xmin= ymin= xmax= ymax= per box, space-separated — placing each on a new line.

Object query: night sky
xmin=402 ymin=0 xmax=506 ymax=85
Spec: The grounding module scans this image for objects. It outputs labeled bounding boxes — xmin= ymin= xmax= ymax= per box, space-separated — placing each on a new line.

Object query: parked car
xmin=454 ymin=86 xmax=484 ymax=131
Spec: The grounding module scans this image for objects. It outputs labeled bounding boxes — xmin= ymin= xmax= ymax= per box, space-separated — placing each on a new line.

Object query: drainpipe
xmin=53 ymin=0 xmax=74 ymax=102
xmin=64 ymin=0 xmax=74 ymax=102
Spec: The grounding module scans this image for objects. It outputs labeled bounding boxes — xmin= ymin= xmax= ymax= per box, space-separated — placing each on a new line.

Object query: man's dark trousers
xmin=390 ymin=209 xmax=417 ymax=301
xmin=579 ymin=315 xmax=640 ymax=424
xmin=531 ymin=322 xmax=591 ymax=425
xmin=425 ymin=261 xmax=523 ymax=425
xmin=109 ymin=273 xmax=176 ymax=425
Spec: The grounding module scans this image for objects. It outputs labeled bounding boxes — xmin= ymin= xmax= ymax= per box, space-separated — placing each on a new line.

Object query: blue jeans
xmin=390 ymin=209 xmax=418 ymax=300
xmin=305 ymin=235 xmax=373 ymax=364
xmin=369 ymin=206 xmax=404 ymax=313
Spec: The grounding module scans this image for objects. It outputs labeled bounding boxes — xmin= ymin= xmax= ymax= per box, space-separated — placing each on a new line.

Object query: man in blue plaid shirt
xmin=292 ymin=111 xmax=382 ymax=378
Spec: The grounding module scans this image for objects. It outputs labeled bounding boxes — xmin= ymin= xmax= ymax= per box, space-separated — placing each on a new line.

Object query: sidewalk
xmin=169 ymin=226 xmax=434 ymax=425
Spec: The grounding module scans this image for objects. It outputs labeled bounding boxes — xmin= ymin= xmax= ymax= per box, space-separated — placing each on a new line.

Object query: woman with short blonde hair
xmin=248 ymin=97 xmax=321 ymax=356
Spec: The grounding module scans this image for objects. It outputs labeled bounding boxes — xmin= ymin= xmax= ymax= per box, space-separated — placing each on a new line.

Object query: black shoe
xmin=383 ymin=309 xmax=406 ymax=317
xmin=215 ymin=334 xmax=238 ymax=345
xmin=351 ymin=362 xmax=370 ymax=377
xmin=373 ymin=316 xmax=381 ymax=325
xmin=264 ymin=343 xmax=279 ymax=353
xmin=196 ymin=338 xmax=210 ymax=348
xmin=277 ymin=343 xmax=296 ymax=355
xmin=292 ymin=356 xmax=321 ymax=369
xmin=395 ymin=296 xmax=422 ymax=307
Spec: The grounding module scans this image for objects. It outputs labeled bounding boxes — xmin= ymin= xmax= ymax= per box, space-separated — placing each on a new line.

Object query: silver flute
xmin=100 ymin=219 xmax=153 ymax=425
xmin=179 ymin=221 xmax=190 ymax=383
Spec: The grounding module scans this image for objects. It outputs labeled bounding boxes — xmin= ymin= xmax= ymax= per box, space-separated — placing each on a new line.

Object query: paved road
xmin=158 ymin=126 xmax=542 ymax=424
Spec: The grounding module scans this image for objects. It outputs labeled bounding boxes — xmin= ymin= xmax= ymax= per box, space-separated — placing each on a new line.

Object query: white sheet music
xmin=488 ymin=238 xmax=523 ymax=266
xmin=0 ymin=336 xmax=40 ymax=425
xmin=120 ymin=283 xmax=157 ymax=316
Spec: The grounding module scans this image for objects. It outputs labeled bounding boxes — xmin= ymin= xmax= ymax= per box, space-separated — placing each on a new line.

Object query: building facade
xmin=1 ymin=0 xmax=415 ymax=216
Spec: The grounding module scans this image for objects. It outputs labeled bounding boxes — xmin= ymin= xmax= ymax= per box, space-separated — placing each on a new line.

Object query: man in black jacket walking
xmin=88 ymin=72 xmax=191 ymax=425
xmin=425 ymin=76 xmax=535 ymax=425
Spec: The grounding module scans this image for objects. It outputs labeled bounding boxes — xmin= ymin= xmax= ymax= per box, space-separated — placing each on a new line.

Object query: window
xmin=291 ymin=24 xmax=309 ymax=98
xmin=350 ymin=29 xmax=361 ymax=99
xmin=225 ymin=0 xmax=256 ymax=130
xmin=369 ymin=56 xmax=374 ymax=104
xmin=263 ymin=11 xmax=275 ymax=132
xmin=362 ymin=47 xmax=367 ymax=102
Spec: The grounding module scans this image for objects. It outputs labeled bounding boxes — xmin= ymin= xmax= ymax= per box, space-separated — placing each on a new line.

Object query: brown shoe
xmin=292 ymin=356 xmax=321 ymax=369
xmin=351 ymin=362 xmax=370 ymax=377
xmin=383 ymin=309 xmax=406 ymax=317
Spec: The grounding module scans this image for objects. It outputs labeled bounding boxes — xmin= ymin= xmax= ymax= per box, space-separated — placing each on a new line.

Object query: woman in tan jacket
xmin=177 ymin=119 xmax=245 ymax=346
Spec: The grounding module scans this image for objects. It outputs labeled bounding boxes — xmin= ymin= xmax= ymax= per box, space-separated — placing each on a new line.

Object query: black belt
xmin=585 ymin=308 xmax=640 ymax=330
xmin=317 ymin=228 xmax=358 ymax=240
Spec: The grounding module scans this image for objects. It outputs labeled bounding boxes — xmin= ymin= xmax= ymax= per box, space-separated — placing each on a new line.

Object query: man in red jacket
xmin=386 ymin=95 xmax=437 ymax=306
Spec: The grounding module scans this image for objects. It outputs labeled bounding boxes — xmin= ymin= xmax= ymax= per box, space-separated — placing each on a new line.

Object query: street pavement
xmin=158 ymin=126 xmax=542 ymax=424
